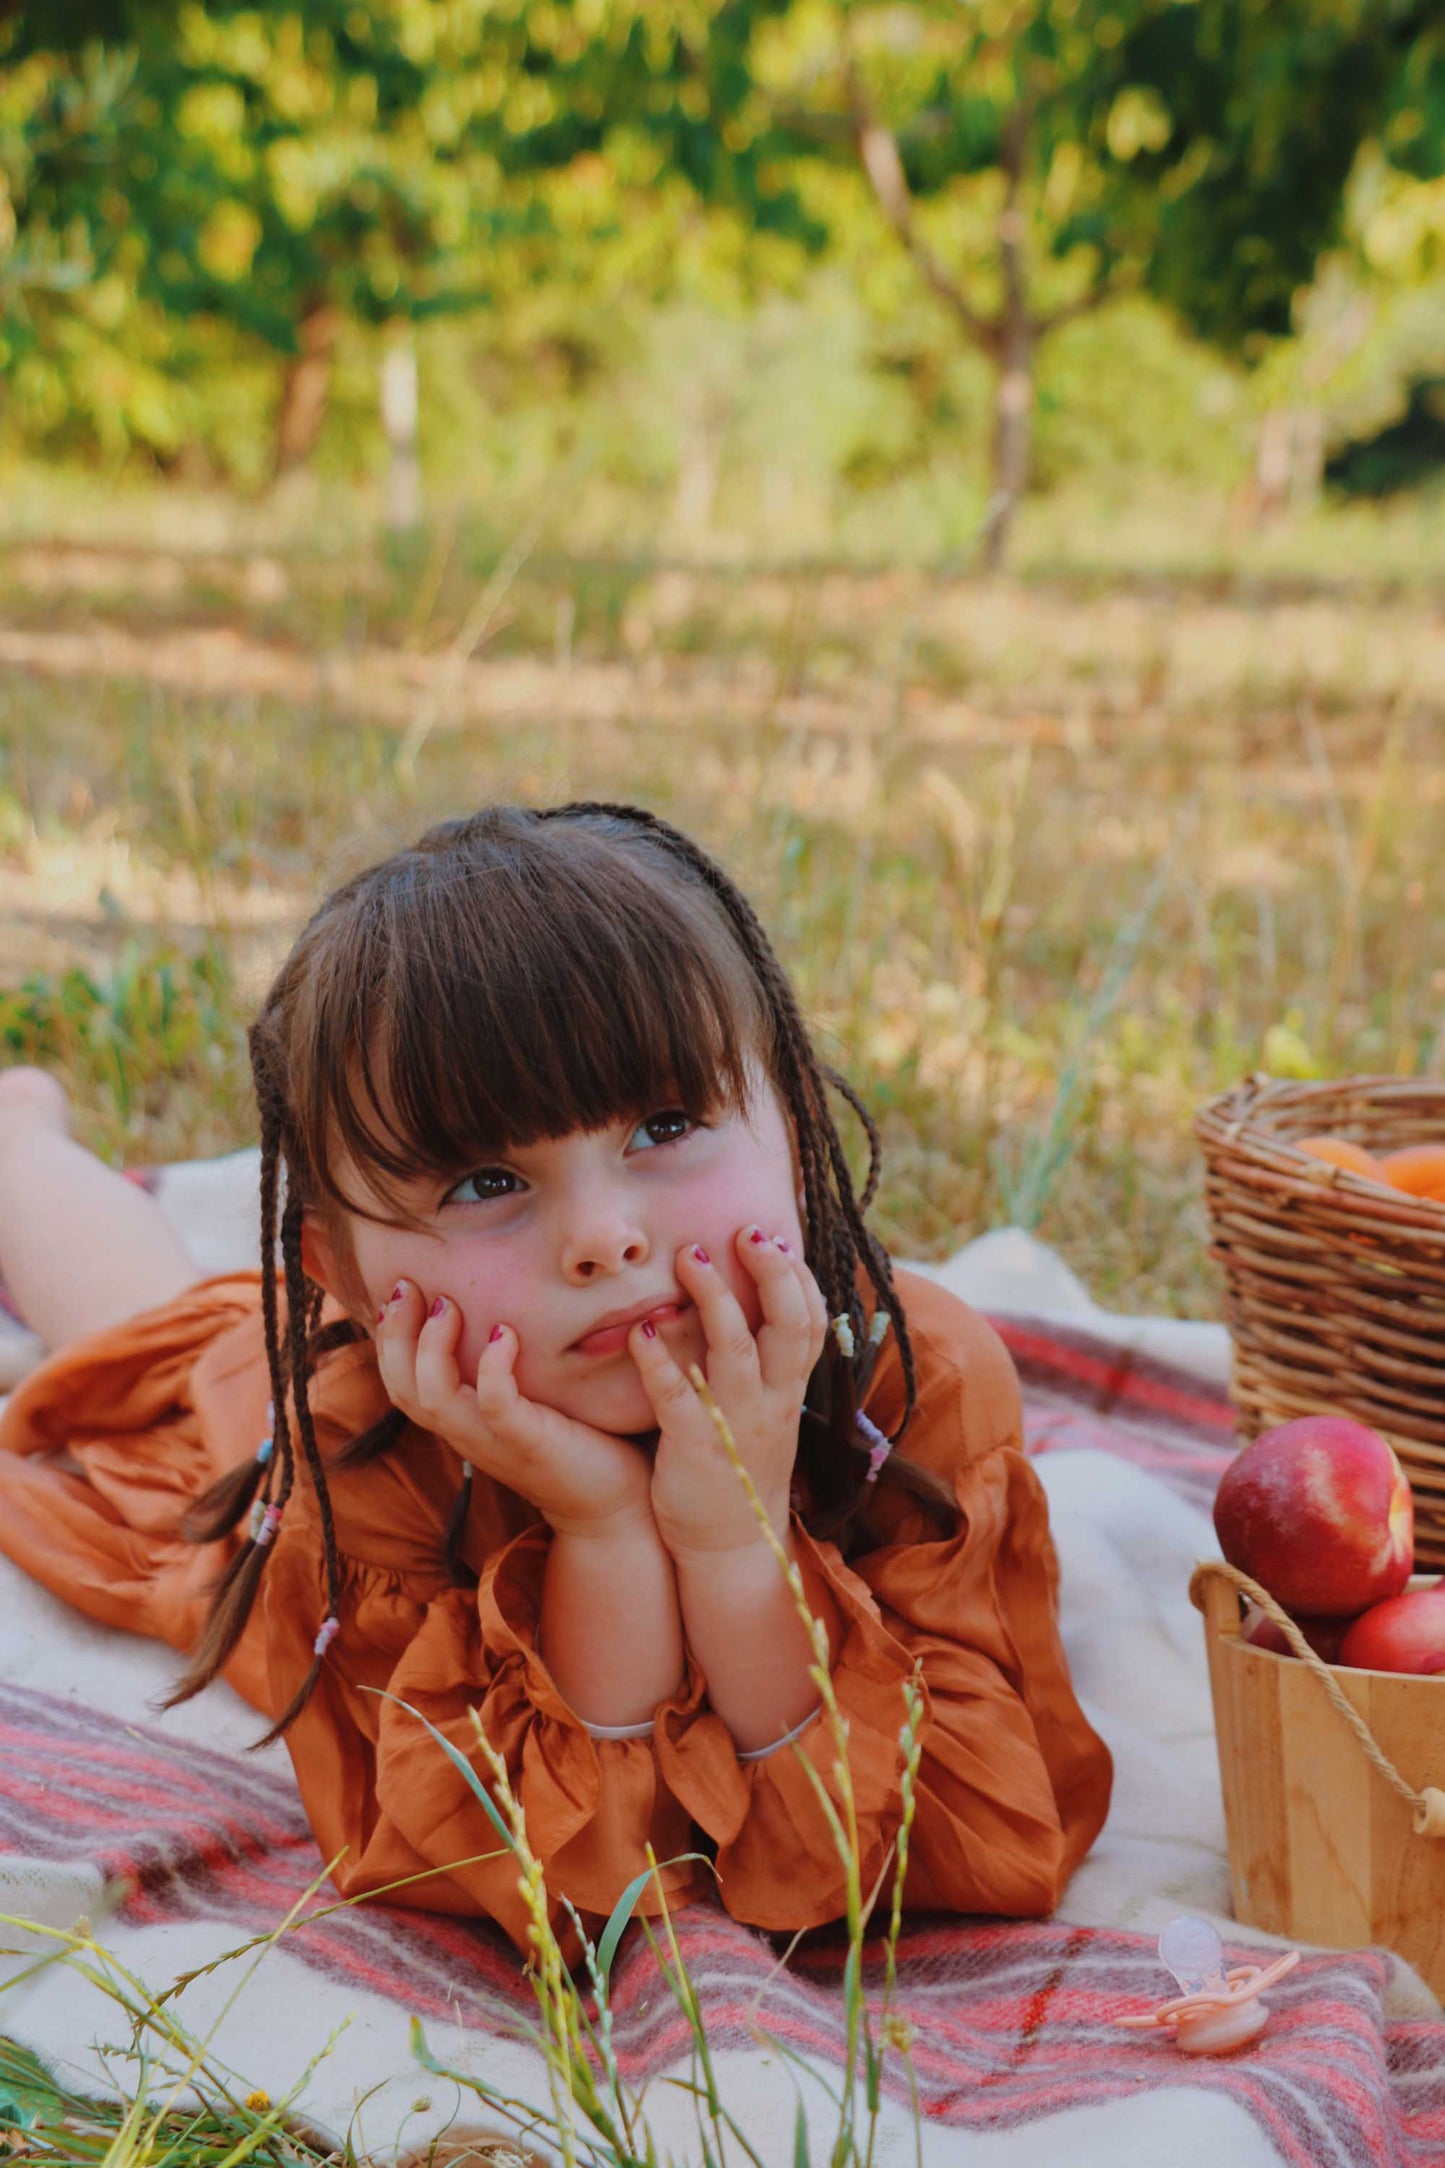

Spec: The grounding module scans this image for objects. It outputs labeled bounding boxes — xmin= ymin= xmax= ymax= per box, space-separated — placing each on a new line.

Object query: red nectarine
xmin=1338 ymin=1585 xmax=1445 ymax=1674
xmin=1241 ymin=1607 xmax=1348 ymax=1662
xmin=1214 ymin=1416 xmax=1414 ymax=1618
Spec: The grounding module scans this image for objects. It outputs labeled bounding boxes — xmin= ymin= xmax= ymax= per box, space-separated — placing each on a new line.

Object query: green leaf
xmin=792 ymin=2095 xmax=809 ymax=2168
xmin=370 ymin=1690 xmax=516 ymax=1853
xmin=0 ymin=2034 xmax=59 ymax=2130
xmin=864 ymin=2027 xmax=881 ymax=2112
xmin=596 ymin=1865 xmax=655 ymax=1988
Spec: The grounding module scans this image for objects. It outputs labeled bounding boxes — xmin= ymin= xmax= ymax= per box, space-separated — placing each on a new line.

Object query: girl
xmin=0 ymin=802 xmax=1110 ymax=1954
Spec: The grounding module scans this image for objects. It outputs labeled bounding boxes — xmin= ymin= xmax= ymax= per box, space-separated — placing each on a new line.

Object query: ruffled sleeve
xmin=651 ymin=1273 xmax=1112 ymax=1932
xmin=262 ymin=1431 xmax=712 ymax=1954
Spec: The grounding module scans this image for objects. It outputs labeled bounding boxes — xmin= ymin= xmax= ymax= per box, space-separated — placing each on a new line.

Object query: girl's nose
xmin=560 ymin=1215 xmax=650 ymax=1282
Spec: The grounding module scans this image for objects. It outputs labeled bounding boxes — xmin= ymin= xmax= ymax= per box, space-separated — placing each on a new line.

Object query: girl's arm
xmin=652 ymin=1294 xmax=1114 ymax=1934
xmin=539 ymin=1502 xmax=686 ymax=1728
xmin=376 ymin=1284 xmax=689 ymax=1730
xmin=671 ymin=1525 xmax=844 ymax=1753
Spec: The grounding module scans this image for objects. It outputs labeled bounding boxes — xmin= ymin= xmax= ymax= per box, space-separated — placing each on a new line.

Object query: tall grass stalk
xmin=0 ymin=1909 xmax=347 ymax=2168
xmin=992 ymin=836 xmax=1180 ymax=1231
xmin=386 ymin=1372 xmax=926 ymax=2167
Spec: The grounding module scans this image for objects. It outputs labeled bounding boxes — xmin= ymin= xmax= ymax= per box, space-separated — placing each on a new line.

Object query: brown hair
xmin=166 ymin=803 xmax=955 ymax=1741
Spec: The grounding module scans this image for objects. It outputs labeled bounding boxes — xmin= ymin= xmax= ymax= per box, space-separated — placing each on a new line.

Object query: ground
xmin=3 ymin=475 xmax=1442 ymax=1317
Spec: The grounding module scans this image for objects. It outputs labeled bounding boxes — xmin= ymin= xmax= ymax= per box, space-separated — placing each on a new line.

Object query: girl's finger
xmin=790 ymin=1250 xmax=830 ymax=1368
xmin=471 ymin=1321 xmax=546 ymax=1450
xmin=412 ymin=1292 xmax=467 ymax=1416
xmin=373 ymin=1276 xmax=427 ymax=1414
xmin=735 ymin=1227 xmax=812 ymax=1388
xmin=629 ymin=1311 xmax=707 ymax=1436
xmin=676 ymin=1239 xmax=762 ymax=1380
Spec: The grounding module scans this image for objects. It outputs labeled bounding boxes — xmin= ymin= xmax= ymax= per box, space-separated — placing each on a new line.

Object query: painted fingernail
xmin=375 ymin=1307 xmax=387 ymax=1326
xmin=389 ymin=1283 xmax=405 ymax=1305
xmin=641 ymin=1319 xmax=657 ymax=1339
xmin=748 ymin=1227 xmax=765 ymax=1244
xmin=692 ymin=1244 xmax=710 ymax=1264
xmin=428 ymin=1296 xmax=447 ymax=1319
xmin=489 ymin=1323 xmax=505 ymax=1343
xmin=776 ymin=1238 xmax=791 ymax=1253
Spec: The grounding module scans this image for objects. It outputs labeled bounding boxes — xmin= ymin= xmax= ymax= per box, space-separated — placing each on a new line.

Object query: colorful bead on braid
xmin=249 ymin=1500 xmax=283 ymax=1547
xmin=255 ymin=1435 xmax=274 ymax=1468
xmin=855 ymin=1410 xmax=893 ymax=1482
xmin=832 ymin=1313 xmax=856 ymax=1358
xmin=868 ymin=1309 xmax=891 ymax=1348
xmin=313 ymin=1616 xmax=340 ymax=1658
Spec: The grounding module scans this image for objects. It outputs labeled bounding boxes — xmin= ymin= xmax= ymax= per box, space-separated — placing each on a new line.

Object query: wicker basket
xmin=1197 ymin=1075 xmax=1445 ymax=1570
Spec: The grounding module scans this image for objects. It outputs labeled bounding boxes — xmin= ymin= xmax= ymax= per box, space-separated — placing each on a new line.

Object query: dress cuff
xmin=736 ymin=1705 xmax=822 ymax=1762
xmin=655 ymin=1515 xmax=927 ymax=1854
xmin=534 ymin=1626 xmax=665 ymax=1739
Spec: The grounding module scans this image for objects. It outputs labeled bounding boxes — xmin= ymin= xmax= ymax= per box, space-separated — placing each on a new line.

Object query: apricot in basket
xmin=1378 ymin=1143 xmax=1445 ymax=1202
xmin=1297 ymin=1135 xmax=1388 ymax=1181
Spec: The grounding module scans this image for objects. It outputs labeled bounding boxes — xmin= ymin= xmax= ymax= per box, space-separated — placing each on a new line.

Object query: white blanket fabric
xmin=0 ymin=1152 xmax=1430 ymax=2165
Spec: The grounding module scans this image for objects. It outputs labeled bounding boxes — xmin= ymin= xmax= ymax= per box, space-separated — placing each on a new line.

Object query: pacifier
xmin=1114 ymin=1916 xmax=1300 ymax=2056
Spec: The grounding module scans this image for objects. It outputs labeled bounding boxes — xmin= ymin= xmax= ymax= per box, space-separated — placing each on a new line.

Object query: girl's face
xmin=302 ymin=1070 xmax=808 ymax=1438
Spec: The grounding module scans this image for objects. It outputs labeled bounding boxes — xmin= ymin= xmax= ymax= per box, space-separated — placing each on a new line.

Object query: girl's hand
xmin=631 ymin=1229 xmax=828 ymax=1561
xmin=375 ymin=1284 xmax=655 ymax=1540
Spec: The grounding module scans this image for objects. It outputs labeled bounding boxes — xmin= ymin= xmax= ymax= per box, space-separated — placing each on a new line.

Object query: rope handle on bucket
xmin=1189 ymin=1559 xmax=1445 ymax=1840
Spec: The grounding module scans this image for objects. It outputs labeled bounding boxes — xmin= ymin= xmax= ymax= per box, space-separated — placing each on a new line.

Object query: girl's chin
xmin=549 ymin=1382 xmax=658 ymax=1438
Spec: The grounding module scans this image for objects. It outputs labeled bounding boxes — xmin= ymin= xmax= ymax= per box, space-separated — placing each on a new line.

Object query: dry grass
xmin=3 ymin=500 xmax=1444 ymax=1317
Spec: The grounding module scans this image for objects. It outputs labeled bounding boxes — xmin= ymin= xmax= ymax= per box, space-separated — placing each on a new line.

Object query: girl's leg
xmin=0 ymin=1068 xmax=201 ymax=1352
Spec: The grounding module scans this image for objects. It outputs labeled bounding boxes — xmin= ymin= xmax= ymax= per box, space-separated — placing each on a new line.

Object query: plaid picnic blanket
xmin=4 ymin=1317 xmax=1444 ymax=2166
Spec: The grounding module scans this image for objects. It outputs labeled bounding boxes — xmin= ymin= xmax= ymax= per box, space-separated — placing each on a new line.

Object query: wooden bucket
xmin=1193 ymin=1561 xmax=1445 ymax=1995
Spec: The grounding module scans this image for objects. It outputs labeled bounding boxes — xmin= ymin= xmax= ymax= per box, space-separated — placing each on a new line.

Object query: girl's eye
xmin=630 ymin=1108 xmax=695 ymax=1151
xmin=444 ymin=1166 xmax=520 ymax=1205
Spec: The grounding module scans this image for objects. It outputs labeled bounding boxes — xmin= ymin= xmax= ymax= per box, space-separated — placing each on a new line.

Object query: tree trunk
xmin=273 ymin=302 xmax=341 ymax=477
xmin=982 ymin=321 xmax=1034 ymax=572
xmin=380 ymin=324 xmax=421 ymax=532
xmin=978 ymin=112 xmax=1034 ymax=572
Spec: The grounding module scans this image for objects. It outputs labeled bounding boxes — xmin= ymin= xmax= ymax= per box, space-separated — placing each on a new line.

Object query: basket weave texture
xmin=1197 ymin=1075 xmax=1445 ymax=1571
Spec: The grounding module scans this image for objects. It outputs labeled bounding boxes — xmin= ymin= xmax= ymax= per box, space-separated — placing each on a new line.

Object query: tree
xmin=1 ymin=0 xmax=819 ymax=476
xmin=742 ymin=0 xmax=1445 ymax=563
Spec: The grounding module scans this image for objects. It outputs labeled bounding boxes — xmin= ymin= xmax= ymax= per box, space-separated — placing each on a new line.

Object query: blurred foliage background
xmin=1 ymin=0 xmax=1442 ymax=552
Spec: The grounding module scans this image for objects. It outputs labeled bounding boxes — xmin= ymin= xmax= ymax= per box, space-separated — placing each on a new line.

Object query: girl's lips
xmin=573 ymin=1300 xmax=691 ymax=1358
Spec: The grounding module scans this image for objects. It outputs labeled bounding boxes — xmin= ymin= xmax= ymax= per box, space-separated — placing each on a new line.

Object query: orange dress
xmin=0 ymin=1265 xmax=1111 ymax=1952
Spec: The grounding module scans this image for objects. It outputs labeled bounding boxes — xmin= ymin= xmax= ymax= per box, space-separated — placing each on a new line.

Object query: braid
xmin=255 ymin=1079 xmax=296 ymax=1493
xmin=442 ymin=1465 xmax=478 ymax=1590
xmin=540 ymin=801 xmax=952 ymax=1551
xmin=160 ymin=1078 xmax=297 ymax=1709
xmin=821 ymin=1064 xmax=882 ymax=1212
xmin=245 ymin=1189 xmax=346 ymax=1747
xmin=163 ymin=1048 xmax=357 ymax=1734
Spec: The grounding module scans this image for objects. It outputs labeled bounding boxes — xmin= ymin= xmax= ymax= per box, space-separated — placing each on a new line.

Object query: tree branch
xmin=843 ymin=63 xmax=998 ymax=356
xmin=1034 ymin=265 xmax=1138 ymax=338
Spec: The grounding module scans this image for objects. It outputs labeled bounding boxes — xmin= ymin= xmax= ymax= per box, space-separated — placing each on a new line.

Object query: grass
xmin=2 ymin=476 xmax=1445 ymax=1317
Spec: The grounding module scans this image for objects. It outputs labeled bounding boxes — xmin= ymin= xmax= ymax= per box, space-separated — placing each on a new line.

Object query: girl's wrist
xmin=546 ymin=1493 xmax=662 ymax=1546
xmin=665 ymin=1502 xmax=794 ymax=1574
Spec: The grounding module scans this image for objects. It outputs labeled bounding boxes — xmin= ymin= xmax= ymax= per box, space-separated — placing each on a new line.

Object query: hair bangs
xmin=301 ymin=820 xmax=772 ymax=1228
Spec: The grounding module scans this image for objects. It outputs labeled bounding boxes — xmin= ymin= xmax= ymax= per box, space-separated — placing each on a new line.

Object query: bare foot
xmin=0 ymin=1066 xmax=72 ymax=1140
